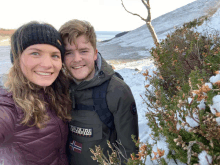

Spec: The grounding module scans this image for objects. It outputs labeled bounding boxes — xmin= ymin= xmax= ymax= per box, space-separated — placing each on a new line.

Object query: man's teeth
xmin=73 ymin=66 xmax=84 ymax=69
xmin=36 ymin=72 xmax=52 ymax=76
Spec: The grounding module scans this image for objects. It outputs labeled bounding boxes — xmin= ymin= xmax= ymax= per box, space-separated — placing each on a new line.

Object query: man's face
xmin=64 ymin=35 xmax=98 ymax=83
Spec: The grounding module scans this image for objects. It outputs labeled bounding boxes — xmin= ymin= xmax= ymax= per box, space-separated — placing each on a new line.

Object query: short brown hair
xmin=59 ymin=19 xmax=97 ymax=49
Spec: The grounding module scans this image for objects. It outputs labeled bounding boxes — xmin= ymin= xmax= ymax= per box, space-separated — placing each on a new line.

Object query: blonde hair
xmin=59 ymin=19 xmax=97 ymax=49
xmin=4 ymin=21 xmax=71 ymax=129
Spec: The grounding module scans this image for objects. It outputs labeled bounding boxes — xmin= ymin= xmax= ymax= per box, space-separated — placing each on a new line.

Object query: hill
xmin=0 ymin=28 xmax=15 ymax=46
xmin=0 ymin=28 xmax=15 ymax=36
xmin=98 ymin=0 xmax=220 ymax=61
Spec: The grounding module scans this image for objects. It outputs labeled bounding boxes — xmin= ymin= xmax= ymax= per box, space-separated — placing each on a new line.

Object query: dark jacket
xmin=0 ymin=87 xmax=69 ymax=165
xmin=68 ymin=54 xmax=139 ymax=165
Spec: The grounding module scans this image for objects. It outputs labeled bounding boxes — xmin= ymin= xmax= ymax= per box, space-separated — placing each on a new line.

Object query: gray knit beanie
xmin=10 ymin=22 xmax=65 ymax=64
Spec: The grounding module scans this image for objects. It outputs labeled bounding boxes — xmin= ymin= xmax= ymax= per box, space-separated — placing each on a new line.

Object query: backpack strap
xmin=75 ymin=79 xmax=115 ymax=132
xmin=92 ymin=79 xmax=115 ymax=132
xmin=74 ymin=72 xmax=124 ymax=135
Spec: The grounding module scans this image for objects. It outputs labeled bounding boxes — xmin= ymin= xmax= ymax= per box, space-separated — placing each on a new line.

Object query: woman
xmin=0 ymin=21 xmax=71 ymax=164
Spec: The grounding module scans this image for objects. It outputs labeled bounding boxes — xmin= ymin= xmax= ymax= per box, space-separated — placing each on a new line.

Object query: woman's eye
xmin=31 ymin=52 xmax=39 ymax=56
xmin=52 ymin=55 xmax=60 ymax=58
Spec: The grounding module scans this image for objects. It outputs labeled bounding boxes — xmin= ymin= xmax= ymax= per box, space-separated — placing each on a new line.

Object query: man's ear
xmin=94 ymin=49 xmax=98 ymax=61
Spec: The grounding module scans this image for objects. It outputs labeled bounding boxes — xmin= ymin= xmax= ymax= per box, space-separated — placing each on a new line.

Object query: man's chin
xmin=71 ymin=73 xmax=92 ymax=83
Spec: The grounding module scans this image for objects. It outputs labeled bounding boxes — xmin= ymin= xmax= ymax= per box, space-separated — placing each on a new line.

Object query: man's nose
xmin=72 ymin=52 xmax=82 ymax=62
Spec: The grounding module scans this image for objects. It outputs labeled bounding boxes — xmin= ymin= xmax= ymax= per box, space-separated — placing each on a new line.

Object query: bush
xmin=151 ymin=25 xmax=220 ymax=96
xmin=144 ymin=25 xmax=220 ymax=164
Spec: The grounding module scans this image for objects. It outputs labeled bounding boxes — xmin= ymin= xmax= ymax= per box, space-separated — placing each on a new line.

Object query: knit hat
xmin=10 ymin=22 xmax=65 ymax=64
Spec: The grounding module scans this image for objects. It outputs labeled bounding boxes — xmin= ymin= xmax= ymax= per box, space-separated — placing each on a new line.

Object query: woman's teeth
xmin=35 ymin=72 xmax=52 ymax=76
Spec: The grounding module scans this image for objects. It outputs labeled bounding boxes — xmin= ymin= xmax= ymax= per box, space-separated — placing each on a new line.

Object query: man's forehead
xmin=64 ymin=37 xmax=90 ymax=46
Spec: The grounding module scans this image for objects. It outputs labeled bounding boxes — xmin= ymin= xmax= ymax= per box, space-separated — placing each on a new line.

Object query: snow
xmin=209 ymin=95 xmax=220 ymax=114
xmin=198 ymin=151 xmax=212 ymax=165
xmin=195 ymin=5 xmax=220 ymax=34
xmin=186 ymin=114 xmax=200 ymax=128
xmin=210 ymin=72 xmax=220 ymax=84
xmin=209 ymin=73 xmax=220 ymax=115
xmin=197 ymin=99 xmax=206 ymax=110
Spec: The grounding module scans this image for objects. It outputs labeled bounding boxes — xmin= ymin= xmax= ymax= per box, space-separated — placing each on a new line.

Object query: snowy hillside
xmin=98 ymin=0 xmax=220 ymax=60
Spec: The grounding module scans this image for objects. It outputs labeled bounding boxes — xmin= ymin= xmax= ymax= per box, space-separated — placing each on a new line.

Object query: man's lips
xmin=72 ymin=65 xmax=85 ymax=69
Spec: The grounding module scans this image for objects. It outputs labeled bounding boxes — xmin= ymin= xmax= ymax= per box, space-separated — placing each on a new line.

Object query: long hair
xmin=4 ymin=21 xmax=71 ymax=129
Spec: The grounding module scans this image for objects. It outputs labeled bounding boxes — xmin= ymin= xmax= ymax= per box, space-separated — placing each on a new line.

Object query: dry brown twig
xmin=120 ymin=0 xmax=159 ymax=45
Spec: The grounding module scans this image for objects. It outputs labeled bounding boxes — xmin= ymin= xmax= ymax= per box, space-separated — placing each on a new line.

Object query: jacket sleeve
xmin=0 ymin=96 xmax=17 ymax=144
xmin=107 ymin=77 xmax=139 ymax=163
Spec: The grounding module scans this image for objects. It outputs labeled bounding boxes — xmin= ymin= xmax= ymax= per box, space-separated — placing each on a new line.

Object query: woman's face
xmin=20 ymin=44 xmax=62 ymax=87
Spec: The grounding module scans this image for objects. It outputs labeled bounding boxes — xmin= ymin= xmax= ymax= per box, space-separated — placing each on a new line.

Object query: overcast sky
xmin=1 ymin=0 xmax=196 ymax=31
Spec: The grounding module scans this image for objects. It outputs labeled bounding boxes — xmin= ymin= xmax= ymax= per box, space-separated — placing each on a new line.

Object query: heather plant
xmin=151 ymin=21 xmax=220 ymax=96
xmin=144 ymin=67 xmax=220 ymax=164
xmin=90 ymin=136 xmax=166 ymax=165
xmin=90 ymin=15 xmax=220 ymax=165
xmin=143 ymin=23 xmax=220 ymax=164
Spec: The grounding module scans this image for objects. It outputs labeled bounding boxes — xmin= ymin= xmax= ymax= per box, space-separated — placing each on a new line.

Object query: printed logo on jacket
xmin=70 ymin=125 xmax=93 ymax=137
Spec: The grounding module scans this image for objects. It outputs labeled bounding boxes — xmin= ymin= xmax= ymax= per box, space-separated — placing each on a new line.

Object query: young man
xmin=59 ymin=19 xmax=139 ymax=165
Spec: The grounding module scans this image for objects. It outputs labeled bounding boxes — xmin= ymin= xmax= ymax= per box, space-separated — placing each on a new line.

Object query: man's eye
xmin=81 ymin=51 xmax=88 ymax=53
xmin=65 ymin=52 xmax=71 ymax=55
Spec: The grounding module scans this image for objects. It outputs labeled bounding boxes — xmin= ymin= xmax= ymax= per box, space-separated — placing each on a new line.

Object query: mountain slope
xmin=98 ymin=0 xmax=220 ymax=60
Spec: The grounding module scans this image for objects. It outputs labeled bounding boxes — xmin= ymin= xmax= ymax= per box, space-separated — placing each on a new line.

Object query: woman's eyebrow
xmin=27 ymin=48 xmax=42 ymax=52
xmin=27 ymin=48 xmax=60 ymax=54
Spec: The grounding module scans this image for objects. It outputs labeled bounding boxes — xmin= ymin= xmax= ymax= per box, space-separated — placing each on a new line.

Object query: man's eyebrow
xmin=78 ymin=47 xmax=89 ymax=50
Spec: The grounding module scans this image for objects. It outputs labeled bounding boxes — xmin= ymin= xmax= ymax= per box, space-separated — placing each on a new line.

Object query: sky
xmin=1 ymin=0 xmax=196 ymax=31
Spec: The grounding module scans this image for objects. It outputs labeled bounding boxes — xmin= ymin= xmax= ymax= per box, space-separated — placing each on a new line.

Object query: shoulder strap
xmin=74 ymin=72 xmax=123 ymax=132
xmin=92 ymin=79 xmax=115 ymax=131
xmin=75 ymin=79 xmax=115 ymax=132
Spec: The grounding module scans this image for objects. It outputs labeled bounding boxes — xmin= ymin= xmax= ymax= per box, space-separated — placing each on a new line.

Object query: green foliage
xmin=182 ymin=16 xmax=208 ymax=29
xmin=144 ymin=24 xmax=220 ymax=164
xmin=151 ymin=24 xmax=220 ymax=97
